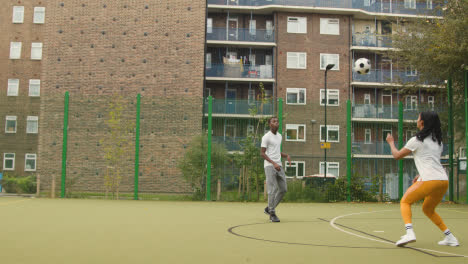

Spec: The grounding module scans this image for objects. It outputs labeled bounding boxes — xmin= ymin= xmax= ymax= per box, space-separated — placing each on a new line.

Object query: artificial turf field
xmin=1 ymin=197 xmax=467 ymax=264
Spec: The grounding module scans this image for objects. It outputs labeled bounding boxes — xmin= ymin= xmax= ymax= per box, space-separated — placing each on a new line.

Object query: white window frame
xmin=287 ymin=52 xmax=307 ymax=69
xmin=320 ymin=53 xmax=339 ymax=70
xmin=206 ymin=53 xmax=212 ymax=69
xmin=266 ymin=20 xmax=273 ymax=37
xmin=364 ymin=93 xmax=371 ymax=104
xmin=3 ymin=153 xmax=15 ymax=171
xmin=404 ymin=0 xmax=416 ymax=9
xmin=286 ymin=124 xmax=306 ymax=142
xmin=31 ymin=43 xmax=43 ymax=60
xmin=207 ymin=18 xmax=213 ymax=34
xmin=405 ymin=96 xmax=418 ymax=110
xmin=365 ymin=129 xmax=372 ymax=144
xmin=249 ymin=20 xmax=256 ymax=36
xmin=33 ymin=7 xmax=46 ymax=24
xmin=320 ymin=125 xmax=340 ymax=142
xmin=12 ymin=6 xmax=24 ymax=23
xmin=320 ymin=18 xmax=339 ymax=35
xmin=5 ymin=116 xmax=17 ymax=133
xmin=426 ymin=0 xmax=432 ymax=9
xmin=319 ymin=162 xmax=339 ymax=178
xmin=26 ymin=116 xmax=39 ymax=134
xmin=320 ymin=89 xmax=339 ymax=106
xmin=287 ymin=17 xmax=307 ymax=34
xmin=8 ymin=79 xmax=19 ymax=96
xmin=286 ymin=88 xmax=306 ymax=105
xmin=406 ymin=65 xmax=417 ymax=76
xmin=248 ymin=89 xmax=256 ymax=105
xmin=460 ymin=147 xmax=466 ymax=159
xmin=427 ymin=96 xmax=434 ymax=109
xmin=285 ymin=161 xmax=305 ymax=179
xmin=29 ymin=79 xmax=41 ymax=97
xmin=25 ymin=153 xmax=37 ymax=171
xmin=10 ymin=42 xmax=22 ymax=59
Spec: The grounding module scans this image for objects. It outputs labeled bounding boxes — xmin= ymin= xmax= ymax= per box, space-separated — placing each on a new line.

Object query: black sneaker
xmin=264 ymin=207 xmax=270 ymax=215
xmin=270 ymin=213 xmax=280 ymax=222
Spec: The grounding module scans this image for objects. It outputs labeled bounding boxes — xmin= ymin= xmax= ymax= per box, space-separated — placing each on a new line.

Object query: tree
xmin=388 ymin=0 xmax=468 ymax=141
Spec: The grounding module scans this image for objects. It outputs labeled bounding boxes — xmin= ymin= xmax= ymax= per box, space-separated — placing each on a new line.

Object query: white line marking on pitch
xmin=329 ymin=210 xmax=467 ymax=258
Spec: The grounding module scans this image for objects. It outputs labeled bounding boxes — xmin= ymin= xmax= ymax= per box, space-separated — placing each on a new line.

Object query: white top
xmin=404 ymin=136 xmax=448 ymax=181
xmin=261 ymin=131 xmax=282 ymax=168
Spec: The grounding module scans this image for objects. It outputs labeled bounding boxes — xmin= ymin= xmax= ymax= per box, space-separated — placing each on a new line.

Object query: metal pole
xmin=347 ymin=100 xmax=352 ymax=202
xmin=134 ymin=94 xmax=141 ymax=200
xmin=61 ymin=91 xmax=69 ymax=198
xmin=324 ymin=70 xmax=328 ymax=178
xmin=398 ymin=101 xmax=403 ymax=200
xmin=278 ymin=98 xmax=283 ymax=152
xmin=465 ymin=70 xmax=468 ymax=204
xmin=447 ymin=78 xmax=454 ymax=202
xmin=207 ymin=96 xmax=213 ymax=201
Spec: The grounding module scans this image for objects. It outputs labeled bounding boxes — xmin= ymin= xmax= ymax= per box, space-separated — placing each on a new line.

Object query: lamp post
xmin=324 ymin=63 xmax=335 ymax=179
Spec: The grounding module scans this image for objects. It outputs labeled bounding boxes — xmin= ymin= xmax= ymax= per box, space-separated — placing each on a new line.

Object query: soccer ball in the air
xmin=354 ymin=58 xmax=371 ymax=74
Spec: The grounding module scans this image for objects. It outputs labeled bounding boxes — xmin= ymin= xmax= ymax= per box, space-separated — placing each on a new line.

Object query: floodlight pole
xmin=324 ymin=64 xmax=335 ymax=179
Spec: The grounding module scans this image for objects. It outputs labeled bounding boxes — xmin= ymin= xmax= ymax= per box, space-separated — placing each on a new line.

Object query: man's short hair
xmin=268 ymin=117 xmax=278 ymax=124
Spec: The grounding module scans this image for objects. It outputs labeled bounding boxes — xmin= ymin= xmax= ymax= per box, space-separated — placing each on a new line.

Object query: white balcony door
xmin=227 ymin=18 xmax=238 ymax=41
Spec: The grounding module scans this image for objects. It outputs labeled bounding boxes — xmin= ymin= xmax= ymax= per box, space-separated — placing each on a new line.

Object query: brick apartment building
xmin=2 ymin=0 xmax=463 ymax=197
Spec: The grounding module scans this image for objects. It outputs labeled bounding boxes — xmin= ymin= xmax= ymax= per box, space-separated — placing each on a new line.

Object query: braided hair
xmin=415 ymin=111 xmax=442 ymax=145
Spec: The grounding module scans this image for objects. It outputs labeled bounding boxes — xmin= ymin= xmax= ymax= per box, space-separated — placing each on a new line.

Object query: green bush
xmin=0 ymin=173 xmax=36 ymax=194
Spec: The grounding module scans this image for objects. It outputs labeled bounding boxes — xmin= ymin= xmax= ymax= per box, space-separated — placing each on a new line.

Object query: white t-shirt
xmin=404 ymin=136 xmax=448 ymax=181
xmin=261 ymin=131 xmax=282 ymax=168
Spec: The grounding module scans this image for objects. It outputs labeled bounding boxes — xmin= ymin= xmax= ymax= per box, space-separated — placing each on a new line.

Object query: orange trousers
xmin=400 ymin=180 xmax=448 ymax=231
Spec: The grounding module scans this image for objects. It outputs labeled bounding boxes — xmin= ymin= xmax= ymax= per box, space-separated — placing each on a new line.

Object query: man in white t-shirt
xmin=261 ymin=117 xmax=291 ymax=222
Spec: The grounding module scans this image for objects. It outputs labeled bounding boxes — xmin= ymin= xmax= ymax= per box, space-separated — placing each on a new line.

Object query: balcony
xmin=212 ymin=136 xmax=262 ymax=152
xmin=205 ymin=98 xmax=274 ymax=116
xmin=352 ymin=33 xmax=392 ymax=48
xmin=207 ymin=0 xmax=441 ymax=17
xmin=207 ymin=27 xmax=275 ymax=43
xmin=206 ymin=63 xmax=274 ymax=80
xmin=353 ymin=104 xmax=444 ymax=121
xmin=353 ymin=141 xmax=449 ymax=156
xmin=352 ymin=69 xmax=421 ymax=85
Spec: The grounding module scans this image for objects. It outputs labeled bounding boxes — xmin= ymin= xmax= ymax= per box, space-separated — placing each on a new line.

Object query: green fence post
xmin=465 ymin=70 xmax=468 ymax=204
xmin=278 ymin=98 xmax=283 ymax=152
xmin=347 ymin=100 xmax=352 ymax=202
xmin=134 ymin=94 xmax=141 ymax=200
xmin=61 ymin=91 xmax=69 ymax=198
xmin=206 ymin=96 xmax=213 ymax=201
xmin=398 ymin=101 xmax=403 ymax=200
xmin=447 ymin=79 xmax=454 ymax=202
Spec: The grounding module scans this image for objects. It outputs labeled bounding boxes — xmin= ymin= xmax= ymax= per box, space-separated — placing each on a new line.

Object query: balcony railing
xmin=207 ymin=27 xmax=275 ymax=43
xmin=352 ymin=33 xmax=392 ymax=48
xmin=353 ymin=104 xmax=445 ymax=120
xmin=212 ymin=136 xmax=262 ymax=152
xmin=353 ymin=141 xmax=448 ymax=156
xmin=205 ymin=98 xmax=274 ymax=116
xmin=206 ymin=63 xmax=274 ymax=79
xmin=207 ymin=0 xmax=442 ymax=16
xmin=352 ymin=69 xmax=421 ymax=84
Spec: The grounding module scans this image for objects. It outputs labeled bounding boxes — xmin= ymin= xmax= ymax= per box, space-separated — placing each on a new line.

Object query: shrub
xmin=0 ymin=173 xmax=36 ymax=194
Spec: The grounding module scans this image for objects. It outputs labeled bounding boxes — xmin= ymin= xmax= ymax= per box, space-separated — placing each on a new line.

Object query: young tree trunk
xmin=379 ymin=175 xmax=383 ymax=202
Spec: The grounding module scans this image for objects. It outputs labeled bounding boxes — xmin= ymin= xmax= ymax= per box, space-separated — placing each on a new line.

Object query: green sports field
xmin=1 ymin=197 xmax=467 ymax=264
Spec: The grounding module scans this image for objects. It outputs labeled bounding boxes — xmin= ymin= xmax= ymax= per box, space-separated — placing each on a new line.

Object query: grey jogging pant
xmin=265 ymin=165 xmax=287 ymax=213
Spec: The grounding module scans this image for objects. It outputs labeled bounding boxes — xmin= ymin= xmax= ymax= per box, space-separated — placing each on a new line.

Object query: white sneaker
xmin=396 ymin=231 xmax=416 ymax=247
xmin=438 ymin=235 xmax=459 ymax=247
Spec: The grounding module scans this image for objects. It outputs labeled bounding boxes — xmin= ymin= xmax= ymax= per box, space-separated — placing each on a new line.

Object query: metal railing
xmin=352 ymin=33 xmax=392 ymax=48
xmin=353 ymin=140 xmax=449 ymax=156
xmin=352 ymin=69 xmax=421 ymax=84
xmin=352 ymin=104 xmax=442 ymax=120
xmin=206 ymin=63 xmax=274 ymax=79
xmin=205 ymin=98 xmax=274 ymax=115
xmin=207 ymin=27 xmax=275 ymax=42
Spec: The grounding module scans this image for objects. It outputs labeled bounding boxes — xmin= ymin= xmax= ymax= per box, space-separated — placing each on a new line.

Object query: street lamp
xmin=324 ymin=63 xmax=335 ymax=179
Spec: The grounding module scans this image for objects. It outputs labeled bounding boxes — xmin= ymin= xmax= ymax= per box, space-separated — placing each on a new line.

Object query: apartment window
xmin=12 ymin=6 xmax=24 ymax=23
xmin=287 ymin=17 xmax=307 ymax=34
xmin=427 ymin=96 xmax=434 ymax=109
xmin=286 ymin=88 xmax=306 ymax=105
xmin=320 ymin=125 xmax=339 ymax=142
xmin=320 ymin=54 xmax=339 ymax=70
xmin=3 ymin=153 xmax=15 ymax=171
xmin=10 ymin=42 xmax=22 ymax=59
xmin=320 ymin=89 xmax=339 ymax=106
xmin=266 ymin=20 xmax=273 ymax=38
xmin=286 ymin=124 xmax=306 ymax=141
xmin=248 ymin=89 xmax=256 ymax=105
xmin=33 ymin=7 xmax=46 ymax=24
xmin=25 ymin=154 xmax=37 ymax=171
xmin=364 ymin=94 xmax=371 ymax=104
xmin=287 ymin=52 xmax=306 ymax=69
xmin=31 ymin=43 xmax=43 ymax=60
xmin=406 ymin=66 xmax=417 ymax=76
xmin=426 ymin=0 xmax=432 ymax=9
xmin=405 ymin=96 xmax=418 ymax=110
xmin=29 ymin=79 xmax=41 ymax=96
xmin=8 ymin=79 xmax=19 ymax=96
xmin=285 ymin=161 xmax=305 ymax=178
xmin=249 ymin=20 xmax=256 ymax=36
xmin=27 ymin=116 xmax=39 ymax=134
xmin=206 ymin=18 xmax=213 ymax=33
xmin=206 ymin=53 xmax=212 ymax=69
xmin=319 ymin=162 xmax=339 ymax=177
xmin=404 ymin=0 xmax=416 ymax=9
xmin=320 ymin=18 xmax=339 ymax=35
xmin=5 ymin=116 xmax=17 ymax=133
xmin=365 ymin=129 xmax=372 ymax=144
xmin=364 ymin=0 xmax=376 ymax=6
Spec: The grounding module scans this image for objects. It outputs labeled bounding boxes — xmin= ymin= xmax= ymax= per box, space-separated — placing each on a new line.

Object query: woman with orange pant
xmin=386 ymin=111 xmax=459 ymax=247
